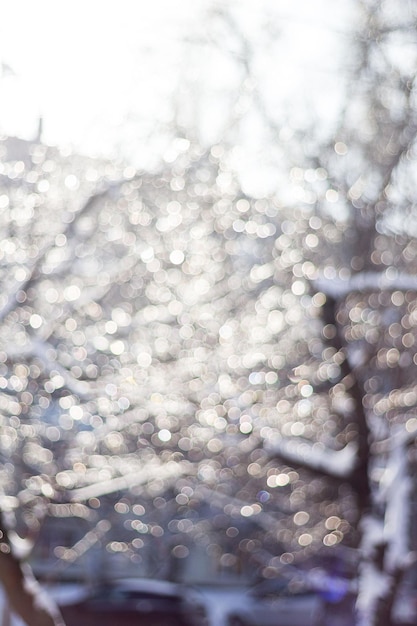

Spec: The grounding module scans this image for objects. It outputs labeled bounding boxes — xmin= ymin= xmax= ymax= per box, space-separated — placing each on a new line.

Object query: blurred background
xmin=0 ymin=2 xmax=417 ymax=625
xmin=0 ymin=0 xmax=350 ymax=192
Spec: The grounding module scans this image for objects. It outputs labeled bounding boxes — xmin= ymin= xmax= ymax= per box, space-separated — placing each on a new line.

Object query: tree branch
xmin=266 ymin=438 xmax=358 ymax=480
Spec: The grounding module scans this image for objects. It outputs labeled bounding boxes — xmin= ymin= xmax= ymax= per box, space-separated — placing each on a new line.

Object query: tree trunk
xmin=0 ymin=518 xmax=65 ymax=626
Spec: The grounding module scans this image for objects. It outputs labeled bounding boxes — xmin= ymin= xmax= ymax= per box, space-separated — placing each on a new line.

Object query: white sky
xmin=0 ymin=1 xmax=198 ymax=151
xmin=0 ymin=0 xmax=354 ymax=181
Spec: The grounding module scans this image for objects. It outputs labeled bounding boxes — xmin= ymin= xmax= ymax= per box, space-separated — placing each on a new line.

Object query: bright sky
xmin=0 ymin=0 xmax=354 ymax=180
xmin=0 ymin=1 xmax=199 ymax=153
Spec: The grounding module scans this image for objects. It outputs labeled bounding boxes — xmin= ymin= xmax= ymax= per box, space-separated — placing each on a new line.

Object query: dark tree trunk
xmin=0 ymin=515 xmax=65 ymax=626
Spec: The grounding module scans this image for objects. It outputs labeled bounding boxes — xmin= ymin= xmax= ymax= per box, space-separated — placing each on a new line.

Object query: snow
xmin=7 ymin=338 xmax=90 ymax=400
xmin=42 ymin=583 xmax=87 ymax=607
xmin=192 ymin=586 xmax=252 ymax=626
xmin=313 ymin=270 xmax=417 ymax=299
xmin=383 ymin=440 xmax=412 ymax=571
xmin=43 ymin=581 xmax=251 ymax=626
xmin=356 ymin=561 xmax=391 ymax=626
xmin=69 ymin=459 xmax=193 ymax=501
xmin=265 ymin=437 xmax=358 ymax=479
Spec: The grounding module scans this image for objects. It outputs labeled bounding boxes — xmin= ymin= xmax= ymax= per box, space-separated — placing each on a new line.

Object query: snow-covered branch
xmin=7 ymin=338 xmax=90 ymax=400
xmin=313 ymin=271 xmax=417 ymax=299
xmin=69 ymin=459 xmax=193 ymax=501
xmin=265 ymin=437 xmax=358 ymax=480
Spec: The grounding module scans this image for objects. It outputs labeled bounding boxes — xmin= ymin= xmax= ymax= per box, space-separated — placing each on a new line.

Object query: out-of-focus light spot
xmin=137 ymin=352 xmax=152 ymax=368
xmin=105 ymin=320 xmax=118 ymax=334
xmin=45 ymin=288 xmax=59 ymax=303
xmin=265 ymin=371 xmax=278 ymax=384
xmin=325 ymin=516 xmax=341 ymax=530
xmin=241 ymin=505 xmax=254 ymax=517
xmin=267 ymin=310 xmax=284 ymax=333
xmin=65 ymin=174 xmax=79 ymax=190
xmin=249 ymin=372 xmax=265 ymax=385
xmin=300 ymin=383 xmax=313 ymax=398
xmin=131 ymin=520 xmax=148 ymax=533
xmin=194 ymin=278 xmax=210 ymax=295
xmin=207 ymin=437 xmax=223 ymax=452
xmin=64 ymin=285 xmax=81 ymax=301
xmin=325 ymin=189 xmax=339 ymax=203
xmin=65 ymin=318 xmax=77 ymax=332
xmin=312 ymin=292 xmax=326 ymax=307
xmin=54 ymin=547 xmax=75 ymax=561
xmin=110 ymin=340 xmax=125 ymax=355
xmin=55 ymin=234 xmax=67 ymax=246
xmin=251 ymin=264 xmax=274 ymax=283
xmin=292 ymin=280 xmax=306 ymax=296
xmin=294 ymin=511 xmax=310 ymax=526
xmin=402 ymin=333 xmax=415 ymax=348
xmin=41 ymin=484 xmax=55 ymax=498
xmin=172 ymin=545 xmax=189 ymax=558
xmin=94 ymin=336 xmax=109 ymax=351
xmin=248 ymin=463 xmax=261 ymax=476
xmin=236 ymin=198 xmax=250 ymax=212
xmin=114 ymin=502 xmax=129 ymax=514
xmin=50 ymin=374 xmax=65 ymax=390
xmin=37 ymin=179 xmax=50 ymax=193
xmin=15 ymin=267 xmax=28 ymax=281
xmin=59 ymin=396 xmax=74 ymax=409
xmin=140 ymin=247 xmax=154 ymax=263
xmin=29 ymin=314 xmax=43 ymax=329
xmin=107 ymin=541 xmax=128 ymax=553
xmin=112 ymin=308 xmax=131 ymax=327
xmin=105 ymin=432 xmax=124 ymax=450
xmin=105 ymin=383 xmax=118 ymax=396
xmin=334 ymin=141 xmax=348 ymax=155
xmin=305 ymin=233 xmax=319 ymax=249
xmin=118 ymin=396 xmax=130 ymax=410
xmin=257 ymin=491 xmax=270 ymax=503
xmin=158 ymin=429 xmax=172 ymax=442
xmin=233 ymin=219 xmax=245 ymax=233
xmin=151 ymin=525 xmax=164 ymax=537
xmin=56 ymin=472 xmax=74 ymax=488
xmin=291 ymin=422 xmax=305 ymax=436
xmin=219 ymin=324 xmax=234 ymax=340
xmin=170 ymin=250 xmax=185 ymax=265
xmin=298 ymin=533 xmax=313 ymax=546
xmin=168 ymin=300 xmax=183 ymax=315
xmin=406 ymin=418 xmax=417 ymax=433
xmin=267 ymin=473 xmax=290 ymax=488
xmin=391 ymin=290 xmax=405 ymax=306
xmin=240 ymin=422 xmax=253 ymax=434
xmin=290 ymin=167 xmax=304 ymax=182
xmin=280 ymin=553 xmax=294 ymax=564
xmin=214 ymin=416 xmax=227 ymax=431
xmin=69 ymin=406 xmax=83 ymax=420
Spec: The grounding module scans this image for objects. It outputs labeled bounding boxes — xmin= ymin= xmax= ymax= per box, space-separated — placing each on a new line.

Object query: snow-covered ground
xmin=196 ymin=585 xmax=253 ymax=626
xmin=1 ymin=578 xmax=414 ymax=626
xmin=44 ymin=581 xmax=250 ymax=626
xmin=0 ymin=581 xmax=252 ymax=626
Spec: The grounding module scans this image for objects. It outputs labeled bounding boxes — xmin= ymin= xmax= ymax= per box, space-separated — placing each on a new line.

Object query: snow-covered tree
xmin=1 ymin=2 xmax=417 ymax=626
